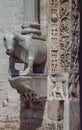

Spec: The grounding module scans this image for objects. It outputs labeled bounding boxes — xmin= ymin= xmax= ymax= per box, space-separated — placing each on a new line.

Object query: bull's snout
xmin=6 ymin=48 xmax=14 ymax=55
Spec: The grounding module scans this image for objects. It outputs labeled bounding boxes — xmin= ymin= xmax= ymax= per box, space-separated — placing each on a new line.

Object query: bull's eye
xmin=3 ymin=37 xmax=6 ymax=41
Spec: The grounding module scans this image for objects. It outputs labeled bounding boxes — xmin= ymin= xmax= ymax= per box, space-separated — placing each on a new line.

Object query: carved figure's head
xmin=3 ymin=33 xmax=16 ymax=55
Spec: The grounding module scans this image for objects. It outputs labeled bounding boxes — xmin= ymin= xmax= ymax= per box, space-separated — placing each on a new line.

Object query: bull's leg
xmin=19 ymin=58 xmax=34 ymax=76
xmin=9 ymin=56 xmax=20 ymax=76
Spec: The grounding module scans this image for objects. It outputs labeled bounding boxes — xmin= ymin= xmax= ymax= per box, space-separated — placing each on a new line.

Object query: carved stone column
xmin=24 ymin=0 xmax=39 ymax=23
xmin=21 ymin=0 xmax=41 ymax=36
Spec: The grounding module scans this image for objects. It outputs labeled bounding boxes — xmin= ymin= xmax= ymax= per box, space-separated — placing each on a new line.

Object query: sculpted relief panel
xmin=69 ymin=72 xmax=79 ymax=99
xmin=49 ymin=0 xmax=80 ymax=72
xmin=49 ymin=0 xmax=72 ymax=73
xmin=48 ymin=0 xmax=80 ymax=100
xmin=48 ymin=73 xmax=69 ymax=100
xmin=60 ymin=0 xmax=72 ymax=71
xmin=71 ymin=0 xmax=80 ymax=72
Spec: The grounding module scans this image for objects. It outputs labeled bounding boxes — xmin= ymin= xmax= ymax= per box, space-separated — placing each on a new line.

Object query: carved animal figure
xmin=3 ymin=32 xmax=47 ymax=76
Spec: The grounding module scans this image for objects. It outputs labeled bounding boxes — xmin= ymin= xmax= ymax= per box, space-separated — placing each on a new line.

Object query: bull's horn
xmin=12 ymin=32 xmax=25 ymax=41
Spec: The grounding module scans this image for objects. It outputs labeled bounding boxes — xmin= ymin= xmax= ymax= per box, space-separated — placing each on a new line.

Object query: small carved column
xmin=24 ymin=0 xmax=39 ymax=23
xmin=21 ymin=0 xmax=41 ymax=36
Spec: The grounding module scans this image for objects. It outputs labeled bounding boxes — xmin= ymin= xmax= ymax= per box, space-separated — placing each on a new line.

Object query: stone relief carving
xmin=48 ymin=0 xmax=80 ymax=101
xmin=69 ymin=73 xmax=79 ymax=98
xmin=49 ymin=0 xmax=60 ymax=73
xmin=71 ymin=0 xmax=80 ymax=72
xmin=3 ymin=32 xmax=47 ymax=76
xmin=60 ymin=0 xmax=72 ymax=71
xmin=48 ymin=73 xmax=69 ymax=100
xmin=45 ymin=120 xmax=63 ymax=130
xmin=49 ymin=0 xmax=79 ymax=73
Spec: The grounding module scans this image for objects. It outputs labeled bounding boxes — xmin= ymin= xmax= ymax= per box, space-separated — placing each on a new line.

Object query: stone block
xmin=47 ymin=100 xmax=64 ymax=121
xmin=69 ymin=100 xmax=80 ymax=130
xmin=32 ymin=101 xmax=46 ymax=119
xmin=0 ymin=115 xmax=8 ymax=122
xmin=0 ymin=122 xmax=6 ymax=129
xmin=0 ymin=91 xmax=7 ymax=100
xmin=43 ymin=119 xmax=63 ymax=130
xmin=20 ymin=118 xmax=43 ymax=130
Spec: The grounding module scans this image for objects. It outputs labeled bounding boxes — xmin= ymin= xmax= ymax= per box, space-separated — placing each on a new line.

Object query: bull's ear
xmin=12 ymin=32 xmax=25 ymax=41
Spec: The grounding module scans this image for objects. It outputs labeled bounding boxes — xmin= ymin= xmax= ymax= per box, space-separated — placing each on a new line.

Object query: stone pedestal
xmin=9 ymin=75 xmax=47 ymax=130
xmin=8 ymin=74 xmax=80 ymax=130
xmin=9 ymin=74 xmax=47 ymax=101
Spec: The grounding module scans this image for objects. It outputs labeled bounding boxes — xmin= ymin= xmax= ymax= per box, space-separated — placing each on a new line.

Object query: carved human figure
xmin=50 ymin=75 xmax=65 ymax=100
xmin=3 ymin=32 xmax=47 ymax=76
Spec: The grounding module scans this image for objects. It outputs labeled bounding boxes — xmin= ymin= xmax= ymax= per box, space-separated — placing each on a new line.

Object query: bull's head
xmin=3 ymin=33 xmax=16 ymax=55
xmin=3 ymin=32 xmax=32 ymax=55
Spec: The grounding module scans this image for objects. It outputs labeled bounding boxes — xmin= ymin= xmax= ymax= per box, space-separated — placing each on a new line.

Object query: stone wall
xmin=0 ymin=0 xmax=80 ymax=130
xmin=0 ymin=0 xmax=23 ymax=129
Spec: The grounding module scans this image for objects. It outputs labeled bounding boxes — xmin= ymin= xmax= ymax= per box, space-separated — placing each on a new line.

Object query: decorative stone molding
xmin=48 ymin=0 xmax=80 ymax=73
xmin=9 ymin=74 xmax=47 ymax=102
xmin=49 ymin=0 xmax=60 ymax=73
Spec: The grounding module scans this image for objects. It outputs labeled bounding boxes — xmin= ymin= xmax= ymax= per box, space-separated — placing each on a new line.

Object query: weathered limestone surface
xmin=69 ymin=100 xmax=80 ymax=130
xmin=9 ymin=75 xmax=47 ymax=130
xmin=1 ymin=0 xmax=80 ymax=130
xmin=47 ymin=0 xmax=80 ymax=130
xmin=0 ymin=0 xmax=23 ymax=130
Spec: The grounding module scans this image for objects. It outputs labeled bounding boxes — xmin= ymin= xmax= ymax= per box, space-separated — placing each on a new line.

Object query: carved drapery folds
xmin=60 ymin=0 xmax=72 ymax=71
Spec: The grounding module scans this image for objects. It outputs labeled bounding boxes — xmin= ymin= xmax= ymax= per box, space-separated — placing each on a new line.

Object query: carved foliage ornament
xmin=49 ymin=0 xmax=79 ymax=73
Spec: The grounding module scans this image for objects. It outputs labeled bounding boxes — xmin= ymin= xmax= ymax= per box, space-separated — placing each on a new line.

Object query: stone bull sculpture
xmin=3 ymin=32 xmax=47 ymax=76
